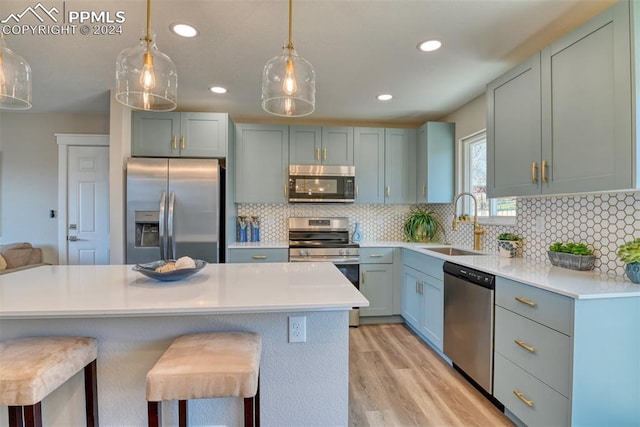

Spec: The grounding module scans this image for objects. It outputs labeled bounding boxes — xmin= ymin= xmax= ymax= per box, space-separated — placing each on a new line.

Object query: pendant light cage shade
xmin=115 ymin=32 xmax=178 ymax=111
xmin=0 ymin=38 xmax=32 ymax=110
xmin=262 ymin=47 xmax=315 ymax=117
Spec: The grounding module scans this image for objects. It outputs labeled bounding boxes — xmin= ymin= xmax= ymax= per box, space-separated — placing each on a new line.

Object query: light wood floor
xmin=349 ymin=323 xmax=514 ymax=427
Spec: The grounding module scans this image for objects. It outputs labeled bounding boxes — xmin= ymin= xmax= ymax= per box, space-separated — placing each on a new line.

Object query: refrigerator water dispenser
xmin=135 ymin=211 xmax=160 ymax=247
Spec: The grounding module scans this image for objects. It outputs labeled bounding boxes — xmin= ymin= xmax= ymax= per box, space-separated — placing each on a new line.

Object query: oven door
xmin=334 ymin=262 xmax=360 ymax=327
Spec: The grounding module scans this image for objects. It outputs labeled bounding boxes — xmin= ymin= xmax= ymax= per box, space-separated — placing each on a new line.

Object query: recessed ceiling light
xmin=377 ymin=94 xmax=393 ymax=101
xmin=418 ymin=40 xmax=442 ymax=52
xmin=170 ymin=23 xmax=198 ymax=38
xmin=209 ymin=86 xmax=227 ymax=94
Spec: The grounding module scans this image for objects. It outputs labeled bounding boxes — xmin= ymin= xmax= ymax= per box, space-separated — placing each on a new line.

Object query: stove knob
xmin=305 ymin=250 xmax=311 ymax=257
xmin=298 ymin=250 xmax=305 ymax=257
xmin=339 ymin=249 xmax=346 ymax=256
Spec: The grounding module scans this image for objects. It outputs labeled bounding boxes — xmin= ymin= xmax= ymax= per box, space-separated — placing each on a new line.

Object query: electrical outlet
xmin=288 ymin=316 xmax=307 ymax=343
xmin=536 ymin=216 xmax=545 ymax=233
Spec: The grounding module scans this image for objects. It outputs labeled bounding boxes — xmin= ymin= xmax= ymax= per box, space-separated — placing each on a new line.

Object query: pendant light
xmin=115 ymin=0 xmax=177 ymax=111
xmin=261 ymin=0 xmax=315 ymax=117
xmin=0 ymin=35 xmax=32 ymax=110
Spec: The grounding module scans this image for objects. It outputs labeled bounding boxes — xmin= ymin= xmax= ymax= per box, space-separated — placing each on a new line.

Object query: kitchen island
xmin=0 ymin=262 xmax=368 ymax=426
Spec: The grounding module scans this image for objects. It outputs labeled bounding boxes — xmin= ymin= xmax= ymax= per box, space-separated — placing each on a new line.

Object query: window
xmin=459 ymin=130 xmax=516 ymax=221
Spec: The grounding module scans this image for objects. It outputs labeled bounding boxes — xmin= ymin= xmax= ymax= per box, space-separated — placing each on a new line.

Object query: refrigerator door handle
xmin=159 ymin=192 xmax=167 ymax=260
xmin=168 ymin=192 xmax=176 ymax=260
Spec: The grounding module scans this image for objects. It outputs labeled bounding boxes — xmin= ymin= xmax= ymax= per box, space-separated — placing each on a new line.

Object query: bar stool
xmin=146 ymin=332 xmax=261 ymax=427
xmin=0 ymin=336 xmax=98 ymax=427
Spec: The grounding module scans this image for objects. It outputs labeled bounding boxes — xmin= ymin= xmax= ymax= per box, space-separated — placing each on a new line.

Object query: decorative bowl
xmin=625 ymin=262 xmax=640 ymax=284
xmin=498 ymin=240 xmax=523 ymax=258
xmin=132 ymin=259 xmax=207 ymax=281
xmin=547 ymin=251 xmax=595 ymax=271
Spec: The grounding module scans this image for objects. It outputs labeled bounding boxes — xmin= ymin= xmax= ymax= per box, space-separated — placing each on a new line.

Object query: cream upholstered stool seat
xmin=0 ymin=336 xmax=98 ymax=427
xmin=146 ymin=332 xmax=261 ymax=427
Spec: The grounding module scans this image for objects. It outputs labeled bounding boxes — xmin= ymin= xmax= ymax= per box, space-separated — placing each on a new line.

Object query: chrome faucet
xmin=452 ymin=192 xmax=485 ymax=251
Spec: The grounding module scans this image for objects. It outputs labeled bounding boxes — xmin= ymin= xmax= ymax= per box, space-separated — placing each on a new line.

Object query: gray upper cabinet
xmin=384 ymin=128 xmax=416 ymax=204
xmin=416 ymin=122 xmax=455 ymax=203
xmin=354 ymin=127 xmax=385 ymax=203
xmin=289 ymin=126 xmax=354 ymax=165
xmin=487 ymin=1 xmax=634 ymax=197
xmin=541 ymin=2 xmax=632 ymax=194
xmin=132 ymin=112 xmax=227 ymax=158
xmin=487 ymin=54 xmax=542 ymax=198
xmin=235 ymin=124 xmax=289 ymax=203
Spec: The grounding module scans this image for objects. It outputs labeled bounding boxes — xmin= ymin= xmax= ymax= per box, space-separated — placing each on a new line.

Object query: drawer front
xmin=495 ymin=353 xmax=570 ymax=427
xmin=496 ymin=276 xmax=573 ymax=335
xmin=495 ymin=306 xmax=571 ymax=397
xmin=402 ymin=250 xmax=444 ymax=280
xmin=228 ymin=248 xmax=288 ymax=263
xmin=360 ymin=247 xmax=394 ymax=264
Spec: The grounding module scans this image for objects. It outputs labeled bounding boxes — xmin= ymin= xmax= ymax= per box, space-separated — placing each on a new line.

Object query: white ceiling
xmin=0 ymin=0 xmax=616 ymax=126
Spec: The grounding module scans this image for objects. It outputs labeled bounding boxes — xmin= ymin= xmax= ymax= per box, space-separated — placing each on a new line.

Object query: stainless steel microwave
xmin=288 ymin=165 xmax=355 ymax=203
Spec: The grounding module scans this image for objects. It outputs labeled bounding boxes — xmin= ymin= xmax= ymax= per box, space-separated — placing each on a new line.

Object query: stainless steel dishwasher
xmin=443 ymin=261 xmax=496 ymax=395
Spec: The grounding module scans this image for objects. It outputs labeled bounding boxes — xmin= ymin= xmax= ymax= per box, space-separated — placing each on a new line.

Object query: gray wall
xmin=0 ymin=112 xmax=109 ymax=263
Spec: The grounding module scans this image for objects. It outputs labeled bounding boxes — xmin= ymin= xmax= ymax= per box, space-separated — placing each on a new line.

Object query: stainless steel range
xmin=288 ymin=217 xmax=360 ymax=326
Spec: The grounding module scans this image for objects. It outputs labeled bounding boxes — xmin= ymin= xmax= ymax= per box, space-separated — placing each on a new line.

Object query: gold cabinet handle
xmin=323 ymin=148 xmax=327 ymax=161
xmin=385 ymin=186 xmax=390 ymax=198
xmin=369 ymin=254 xmax=384 ymax=258
xmin=423 ymin=184 xmax=427 ymax=198
xmin=172 ymin=135 xmax=177 ymax=150
xmin=252 ymin=255 xmax=267 ymax=260
xmin=513 ymin=390 xmax=534 ymax=407
xmin=283 ymin=185 xmax=287 ymax=197
xmin=315 ymin=148 xmax=320 ymax=161
xmin=514 ymin=340 xmax=536 ymax=353
xmin=531 ymin=161 xmax=538 ymax=183
xmin=355 ymin=185 xmax=359 ymax=198
xmin=181 ymin=135 xmax=186 ymax=150
xmin=541 ymin=160 xmax=548 ymax=183
xmin=515 ymin=296 xmax=537 ymax=307
xmin=361 ymin=271 xmax=366 ymax=285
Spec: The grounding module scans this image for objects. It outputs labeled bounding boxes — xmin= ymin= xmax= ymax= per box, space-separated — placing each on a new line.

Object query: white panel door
xmin=67 ymin=146 xmax=109 ymax=265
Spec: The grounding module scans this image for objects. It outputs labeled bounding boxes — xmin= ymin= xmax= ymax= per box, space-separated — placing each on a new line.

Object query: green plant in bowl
xmin=548 ymin=242 xmax=593 ymax=255
xmin=497 ymin=233 xmax=523 ymax=257
xmin=547 ymin=242 xmax=595 ymax=271
xmin=617 ymin=238 xmax=640 ymax=284
xmin=498 ymin=232 xmax=522 ymax=241
xmin=403 ymin=206 xmax=439 ymax=242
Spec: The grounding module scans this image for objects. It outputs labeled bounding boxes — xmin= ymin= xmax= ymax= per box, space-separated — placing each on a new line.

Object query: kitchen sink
xmin=422 ymin=247 xmax=484 ymax=256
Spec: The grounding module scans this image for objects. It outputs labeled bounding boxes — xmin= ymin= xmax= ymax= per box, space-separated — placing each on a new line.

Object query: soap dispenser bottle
xmin=352 ymin=223 xmax=362 ymax=243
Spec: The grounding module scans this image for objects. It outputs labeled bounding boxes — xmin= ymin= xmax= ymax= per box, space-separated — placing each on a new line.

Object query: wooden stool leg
xmin=23 ymin=402 xmax=42 ymax=427
xmin=147 ymin=401 xmax=161 ymax=427
xmin=84 ymin=359 xmax=99 ymax=427
xmin=178 ymin=400 xmax=188 ymax=427
xmin=244 ymin=397 xmax=254 ymax=427
xmin=8 ymin=406 xmax=23 ymax=427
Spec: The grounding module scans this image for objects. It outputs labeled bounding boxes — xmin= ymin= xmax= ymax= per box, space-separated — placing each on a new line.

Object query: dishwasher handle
xmin=443 ymin=261 xmax=495 ymax=290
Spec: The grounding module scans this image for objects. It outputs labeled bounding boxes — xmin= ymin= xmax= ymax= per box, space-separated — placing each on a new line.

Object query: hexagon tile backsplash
xmin=238 ymin=190 xmax=640 ymax=276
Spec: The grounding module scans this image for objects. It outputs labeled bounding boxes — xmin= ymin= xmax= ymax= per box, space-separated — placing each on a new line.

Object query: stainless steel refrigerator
xmin=126 ymin=158 xmax=220 ymax=264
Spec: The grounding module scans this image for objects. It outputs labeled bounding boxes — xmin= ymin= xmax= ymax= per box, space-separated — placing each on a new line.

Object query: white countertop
xmin=398 ymin=244 xmax=640 ymax=300
xmin=0 ymin=262 xmax=369 ymax=319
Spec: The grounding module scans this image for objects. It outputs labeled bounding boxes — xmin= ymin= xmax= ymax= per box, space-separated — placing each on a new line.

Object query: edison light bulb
xmin=142 ymin=91 xmax=153 ymax=110
xmin=282 ymin=58 xmax=297 ymax=95
xmin=283 ymin=97 xmax=294 ymax=116
xmin=0 ymin=52 xmax=5 ymax=86
xmin=140 ymin=52 xmax=156 ymax=90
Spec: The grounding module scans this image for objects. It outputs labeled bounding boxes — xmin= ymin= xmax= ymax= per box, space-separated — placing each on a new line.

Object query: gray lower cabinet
xmin=401 ymin=249 xmax=444 ymax=352
xmin=494 ymin=276 xmax=640 ymax=426
xmin=487 ymin=1 xmax=635 ymax=197
xmin=235 ymin=124 xmax=289 ymax=203
xmin=228 ymin=248 xmax=288 ymax=263
xmin=416 ymin=122 xmax=455 ymax=203
xmin=359 ymin=248 xmax=394 ymax=317
xmin=132 ymin=112 xmax=228 ymax=158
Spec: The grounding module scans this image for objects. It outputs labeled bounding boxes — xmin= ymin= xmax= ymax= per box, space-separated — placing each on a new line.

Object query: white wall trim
xmin=57 ymin=134 xmax=109 ymax=264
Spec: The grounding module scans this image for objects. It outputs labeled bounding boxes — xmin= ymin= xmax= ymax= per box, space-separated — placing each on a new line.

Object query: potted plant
xmin=547 ymin=242 xmax=596 ymax=271
xmin=617 ymin=238 xmax=640 ymax=284
xmin=403 ymin=206 xmax=439 ymax=243
xmin=497 ymin=233 xmax=523 ymax=258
